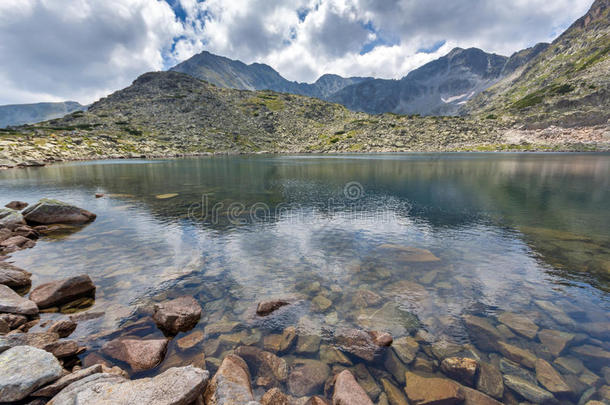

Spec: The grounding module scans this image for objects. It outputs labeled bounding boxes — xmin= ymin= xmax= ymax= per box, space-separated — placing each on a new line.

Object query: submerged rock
xmin=460 ymin=386 xmax=503 ymax=405
xmin=235 ymin=345 xmax=288 ymax=387
xmin=261 ymin=387 xmax=290 ymax=405
xmin=570 ymin=345 xmax=610 ymax=369
xmin=503 ymin=374 xmax=555 ymax=404
xmin=153 ymin=295 xmax=202 ymax=335
xmin=257 ymin=299 xmax=290 ymax=316
xmin=498 ymin=341 xmax=537 ymax=369
xmin=497 ymin=312 xmax=539 ymax=339
xmin=22 ymin=198 xmax=96 ymax=224
xmin=0 ymin=345 xmax=63 ymax=402
xmin=49 ymin=366 xmax=208 ymax=405
xmin=403 ymin=371 xmax=463 ymax=405
xmin=535 ymin=358 xmax=571 ymax=395
xmin=538 ymin=329 xmax=574 ymax=358
xmin=334 ymin=328 xmax=392 ymax=361
xmin=0 ymin=262 xmax=32 ymax=290
xmin=380 ymin=378 xmax=409 ymax=405
xmin=332 ymin=370 xmax=373 ymax=405
xmin=29 ymin=274 xmax=95 ymax=309
xmin=463 ymin=315 xmax=502 ymax=352
xmin=392 ymin=336 xmax=419 ymax=364
xmin=0 ymin=284 xmax=38 ymax=315
xmin=377 ymin=244 xmax=441 ymax=262
xmin=102 ymin=337 xmax=168 ymax=371
xmin=204 ymin=354 xmax=255 ymax=404
xmin=476 ymin=362 xmax=504 ymax=399
xmin=288 ymin=359 xmax=330 ymax=397
xmin=177 ymin=330 xmax=204 ymax=350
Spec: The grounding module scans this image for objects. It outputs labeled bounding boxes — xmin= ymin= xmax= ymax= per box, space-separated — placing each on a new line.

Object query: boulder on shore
xmin=0 ymin=284 xmax=38 ymax=315
xmin=152 ymin=295 xmax=202 ymax=335
xmin=48 ymin=366 xmax=208 ymax=405
xmin=29 ymin=274 xmax=95 ymax=309
xmin=5 ymin=201 xmax=28 ymax=210
xmin=0 ymin=345 xmax=63 ymax=402
xmin=0 ymin=262 xmax=32 ymax=290
xmin=204 ymin=354 xmax=255 ymax=404
xmin=22 ymin=198 xmax=96 ymax=225
xmin=102 ymin=337 xmax=168 ymax=371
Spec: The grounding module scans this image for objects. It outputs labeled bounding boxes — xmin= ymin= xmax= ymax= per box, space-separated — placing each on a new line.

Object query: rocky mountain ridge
xmin=0 ymin=101 xmax=85 ymax=128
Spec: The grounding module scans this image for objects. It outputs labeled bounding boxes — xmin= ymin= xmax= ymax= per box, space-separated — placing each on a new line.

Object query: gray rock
xmin=0 ymin=207 xmax=26 ymax=227
xmin=22 ymin=198 xmax=96 ymax=225
xmin=48 ymin=366 xmax=208 ymax=405
xmin=32 ymin=364 xmax=103 ymax=397
xmin=0 ymin=345 xmax=63 ymax=402
xmin=102 ymin=337 xmax=168 ymax=371
xmin=0 ymin=262 xmax=32 ymax=290
xmin=503 ymin=374 xmax=556 ymax=404
xmin=0 ymin=331 xmax=59 ymax=354
xmin=0 ymin=283 xmax=38 ymax=315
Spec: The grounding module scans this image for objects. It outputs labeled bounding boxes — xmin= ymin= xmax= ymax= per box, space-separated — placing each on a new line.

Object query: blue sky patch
xmin=418 ymin=40 xmax=446 ymax=54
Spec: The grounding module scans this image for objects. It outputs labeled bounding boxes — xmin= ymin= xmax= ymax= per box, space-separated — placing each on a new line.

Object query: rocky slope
xmin=463 ymin=0 xmax=610 ymax=128
xmin=170 ymin=50 xmax=370 ymax=99
xmin=2 ymin=71 xmax=607 ymax=168
xmin=0 ymin=101 xmax=85 ymax=128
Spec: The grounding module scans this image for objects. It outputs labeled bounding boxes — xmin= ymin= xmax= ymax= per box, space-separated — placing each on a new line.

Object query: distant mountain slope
xmin=464 ymin=0 xmax=610 ymax=127
xmin=0 ymin=101 xmax=85 ymax=128
xmin=329 ymin=47 xmax=512 ymax=115
xmin=170 ymin=50 xmax=370 ymax=99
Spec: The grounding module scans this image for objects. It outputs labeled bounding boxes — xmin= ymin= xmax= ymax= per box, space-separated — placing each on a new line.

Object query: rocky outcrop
xmin=102 ymin=337 xmax=168 ymax=371
xmin=0 ymin=345 xmax=63 ymax=402
xmin=152 ymin=295 xmax=202 ymax=334
xmin=29 ymin=274 xmax=95 ymax=309
xmin=48 ymin=366 xmax=208 ymax=405
xmin=334 ymin=328 xmax=392 ymax=361
xmin=204 ymin=354 xmax=256 ymax=404
xmin=332 ymin=370 xmax=373 ymax=405
xmin=22 ymin=199 xmax=96 ymax=225
xmin=0 ymin=284 xmax=38 ymax=315
xmin=0 ymin=262 xmax=32 ymax=290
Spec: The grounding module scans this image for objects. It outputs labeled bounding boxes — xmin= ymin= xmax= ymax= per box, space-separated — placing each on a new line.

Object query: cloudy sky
xmin=0 ymin=0 xmax=593 ymax=105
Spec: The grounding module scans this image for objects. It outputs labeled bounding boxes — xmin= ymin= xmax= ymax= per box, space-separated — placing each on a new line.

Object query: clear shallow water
xmin=1 ymin=153 xmax=609 ymax=401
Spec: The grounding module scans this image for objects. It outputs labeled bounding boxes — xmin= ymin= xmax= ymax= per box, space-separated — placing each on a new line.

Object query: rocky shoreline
xmin=1 ymin=198 xmax=610 ymax=404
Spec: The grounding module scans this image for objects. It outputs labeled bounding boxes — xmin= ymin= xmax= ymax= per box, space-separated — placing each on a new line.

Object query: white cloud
xmin=0 ymin=0 xmax=595 ymax=104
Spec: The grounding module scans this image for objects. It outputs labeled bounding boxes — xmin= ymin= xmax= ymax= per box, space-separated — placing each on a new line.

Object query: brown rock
xmin=392 ymin=336 xmax=419 ymax=364
xmin=0 ymin=331 xmax=59 ymax=354
xmin=296 ymin=334 xmax=321 ymax=354
xmin=403 ymin=372 xmax=464 ymax=405
xmin=204 ymin=354 xmax=255 ymax=404
xmin=440 ymin=357 xmax=478 ymax=386
xmin=476 ymin=362 xmax=503 ymax=399
xmin=334 ymin=328 xmax=391 ymax=361
xmin=460 ymin=386 xmax=503 ymax=405
xmin=332 ymin=370 xmax=373 ymax=405
xmin=0 ymin=318 xmax=8 ymax=334
xmin=570 ymin=345 xmax=610 ymax=368
xmin=48 ymin=319 xmax=77 ymax=338
xmin=463 ymin=315 xmax=503 ymax=352
xmin=288 ymin=359 xmax=330 ymax=397
xmin=352 ymin=289 xmax=382 ymax=308
xmin=153 ymin=296 xmax=201 ymax=335
xmin=44 ymin=339 xmax=82 ymax=358
xmin=5 ymin=201 xmax=28 ymax=210
xmin=102 ymin=338 xmax=168 ymax=371
xmin=22 ymin=198 xmax=96 ymax=224
xmin=377 ymin=244 xmax=440 ymax=262
xmin=0 ymin=284 xmax=38 ymax=315
xmin=12 ymin=225 xmax=39 ymax=240
xmin=0 ymin=235 xmax=35 ymax=250
xmin=497 ymin=312 xmax=539 ymax=339
xmin=0 ymin=313 xmax=27 ymax=330
xmin=262 ymin=387 xmax=290 ymax=405
xmin=535 ymin=358 xmax=571 ymax=395
xmin=498 ymin=341 xmax=537 ymax=369
xmin=235 ymin=345 xmax=288 ymax=387
xmin=380 ymin=378 xmax=409 ymax=405
xmin=305 ymin=396 xmax=330 ymax=405
xmin=0 ymin=262 xmax=32 ymax=290
xmin=177 ymin=330 xmax=204 ymax=350
xmin=538 ymin=329 xmax=574 ymax=358
xmin=257 ymin=300 xmax=290 ymax=316
xmin=29 ymin=275 xmax=95 ymax=309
